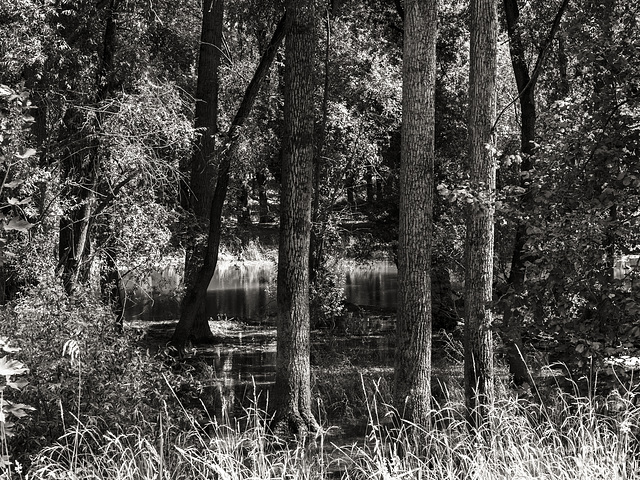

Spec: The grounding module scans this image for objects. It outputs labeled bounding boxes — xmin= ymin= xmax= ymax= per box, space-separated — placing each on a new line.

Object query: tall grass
xmin=26 ymin=383 xmax=640 ymax=480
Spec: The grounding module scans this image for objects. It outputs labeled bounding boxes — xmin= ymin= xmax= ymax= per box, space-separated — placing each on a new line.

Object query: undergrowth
xmin=0 ymin=280 xmax=207 ymax=470
xmin=22 ymin=374 xmax=640 ymax=480
xmin=2 ymin=279 xmax=639 ymax=479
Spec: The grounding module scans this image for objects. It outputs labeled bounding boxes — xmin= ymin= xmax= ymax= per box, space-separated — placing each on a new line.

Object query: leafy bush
xmin=0 ymin=280 xmax=202 ymax=465
xmin=310 ymin=259 xmax=346 ymax=329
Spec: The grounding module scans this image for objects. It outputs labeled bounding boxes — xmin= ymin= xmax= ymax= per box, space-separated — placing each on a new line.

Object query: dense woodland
xmin=1 ymin=0 xmax=640 ymax=478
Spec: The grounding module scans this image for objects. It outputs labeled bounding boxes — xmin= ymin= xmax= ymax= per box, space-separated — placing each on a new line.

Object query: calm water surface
xmin=124 ymin=261 xmax=397 ymax=322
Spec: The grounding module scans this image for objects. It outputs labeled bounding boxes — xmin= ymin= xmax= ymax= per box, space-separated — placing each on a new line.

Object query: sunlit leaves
xmin=0 ymin=357 xmax=28 ymax=379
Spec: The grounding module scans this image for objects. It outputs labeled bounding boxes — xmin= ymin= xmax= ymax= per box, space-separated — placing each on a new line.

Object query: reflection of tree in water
xmin=344 ymin=262 xmax=398 ymax=308
xmin=208 ymin=261 xmax=276 ymax=319
xmin=201 ymin=343 xmax=277 ymax=422
xmin=125 ymin=261 xmax=403 ymax=321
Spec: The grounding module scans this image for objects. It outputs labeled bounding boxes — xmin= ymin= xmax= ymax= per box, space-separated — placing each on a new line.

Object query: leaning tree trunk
xmin=394 ymin=0 xmax=437 ymax=429
xmin=272 ymin=0 xmax=319 ymax=437
xmin=465 ymin=0 xmax=497 ymax=432
xmin=171 ymin=14 xmax=288 ymax=348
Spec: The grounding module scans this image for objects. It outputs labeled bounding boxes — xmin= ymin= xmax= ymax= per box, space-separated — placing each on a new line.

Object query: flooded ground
xmin=129 ymin=308 xmax=403 ymax=445
xmin=124 ymin=260 xmax=461 ymax=451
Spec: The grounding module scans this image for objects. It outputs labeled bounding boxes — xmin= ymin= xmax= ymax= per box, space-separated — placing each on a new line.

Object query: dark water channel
xmin=125 ymin=261 xmax=398 ymax=438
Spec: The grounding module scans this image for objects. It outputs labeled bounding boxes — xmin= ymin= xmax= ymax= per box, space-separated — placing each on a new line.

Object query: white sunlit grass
xmin=25 ymin=379 xmax=640 ymax=480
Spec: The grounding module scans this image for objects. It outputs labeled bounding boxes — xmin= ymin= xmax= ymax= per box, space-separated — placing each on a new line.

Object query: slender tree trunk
xmin=171 ymin=14 xmax=288 ymax=348
xmin=272 ymin=0 xmax=319 ymax=437
xmin=394 ymin=0 xmax=437 ymax=428
xmin=365 ymin=167 xmax=375 ymax=203
xmin=58 ymin=0 xmax=119 ymax=295
xmin=556 ymin=35 xmax=569 ymax=97
xmin=310 ymin=5 xmax=332 ymax=283
xmin=256 ymin=169 xmax=271 ymax=223
xmin=237 ymin=180 xmax=251 ymax=226
xmin=465 ymin=0 xmax=497 ymax=431
xmin=502 ymin=0 xmax=569 ymax=386
xmin=100 ymin=240 xmax=125 ymax=330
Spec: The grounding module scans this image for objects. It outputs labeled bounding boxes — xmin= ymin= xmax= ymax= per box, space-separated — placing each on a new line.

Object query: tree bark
xmin=465 ymin=0 xmax=497 ymax=431
xmin=171 ymin=13 xmax=288 ymax=348
xmin=394 ymin=0 xmax=437 ymax=429
xmin=272 ymin=0 xmax=319 ymax=437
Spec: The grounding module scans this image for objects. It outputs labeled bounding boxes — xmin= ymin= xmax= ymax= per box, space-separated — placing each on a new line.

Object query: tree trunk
xmin=100 ymin=240 xmax=125 ymax=330
xmin=394 ymin=0 xmax=437 ymax=429
xmin=272 ymin=0 xmax=319 ymax=437
xmin=171 ymin=13 xmax=288 ymax=348
xmin=502 ymin=0 xmax=569 ymax=386
xmin=180 ymin=0 xmax=225 ymax=343
xmin=256 ymin=169 xmax=271 ymax=223
xmin=58 ymin=106 xmax=97 ymax=294
xmin=237 ymin=180 xmax=252 ymax=226
xmin=465 ymin=0 xmax=497 ymax=431
xmin=365 ymin=167 xmax=375 ymax=204
xmin=310 ymin=5 xmax=332 ymax=284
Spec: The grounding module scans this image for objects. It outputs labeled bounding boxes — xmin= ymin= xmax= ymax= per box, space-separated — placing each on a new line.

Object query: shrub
xmin=0 ymin=280 xmax=202 ymax=466
xmin=0 ymin=337 xmax=33 ymax=478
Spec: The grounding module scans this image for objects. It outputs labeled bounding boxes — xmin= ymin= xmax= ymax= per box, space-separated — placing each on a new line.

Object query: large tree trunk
xmin=272 ymin=0 xmax=319 ymax=437
xmin=171 ymin=14 xmax=288 ymax=348
xmin=465 ymin=0 xmax=497 ymax=431
xmin=180 ymin=0 xmax=225 ymax=343
xmin=394 ymin=0 xmax=437 ymax=429
xmin=502 ymin=0 xmax=569 ymax=386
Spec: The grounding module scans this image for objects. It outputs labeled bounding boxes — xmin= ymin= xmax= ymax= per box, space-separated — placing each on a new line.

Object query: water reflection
xmin=124 ymin=260 xmax=398 ymax=322
xmin=207 ymin=262 xmax=275 ymax=319
xmin=344 ymin=263 xmax=397 ymax=308
xmin=195 ymin=329 xmax=395 ymax=425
